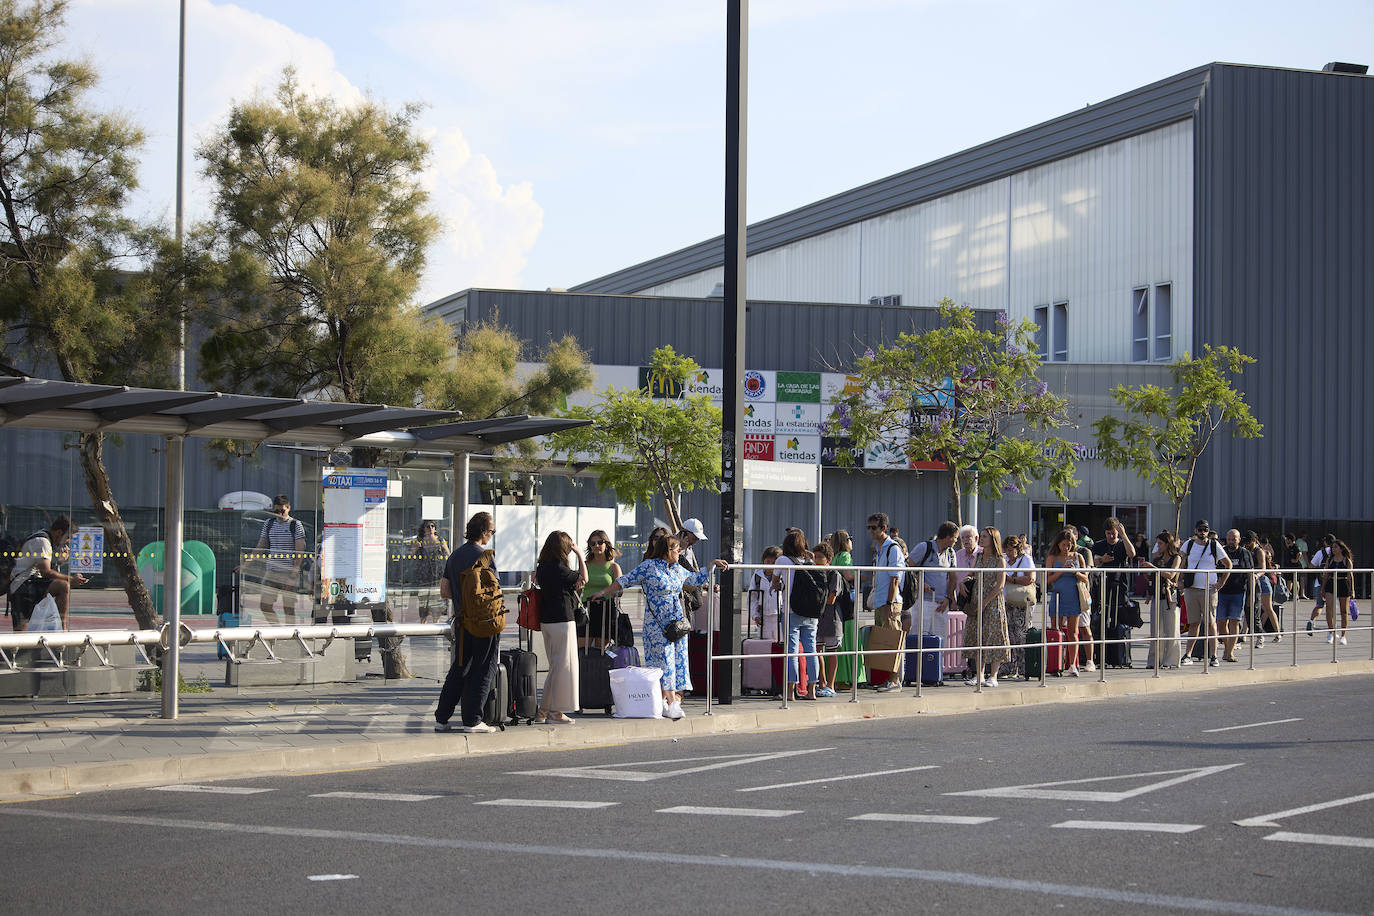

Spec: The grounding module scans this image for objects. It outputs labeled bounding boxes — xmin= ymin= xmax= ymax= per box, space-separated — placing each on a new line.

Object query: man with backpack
xmin=866 ymin=513 xmax=906 ymax=692
xmin=435 ymin=511 xmax=505 ymax=734
xmin=907 ymin=521 xmax=958 ymax=635
xmin=1180 ymin=520 xmax=1232 ymax=666
xmin=5 ymin=516 xmax=86 ymax=631
xmin=253 ymin=495 xmax=307 ymax=625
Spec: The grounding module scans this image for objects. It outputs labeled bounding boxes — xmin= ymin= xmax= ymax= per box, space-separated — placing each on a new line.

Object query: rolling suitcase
xmin=902 ymin=632 xmax=929 ymax=685
xmin=501 ymin=630 xmax=539 ymax=724
xmin=920 ymin=633 xmax=944 ymax=685
xmin=942 ymin=610 xmax=967 ymax=675
xmin=578 ymin=646 xmax=615 ymax=715
xmin=1024 ymin=626 xmax=1045 ymax=679
xmin=1104 ymin=623 xmax=1133 ymax=668
xmin=1044 ymin=627 xmax=1067 ymax=675
xmin=482 ymin=664 xmax=509 ymax=730
xmin=742 ymin=599 xmax=783 ymax=695
xmin=688 ymin=631 xmax=722 ymax=697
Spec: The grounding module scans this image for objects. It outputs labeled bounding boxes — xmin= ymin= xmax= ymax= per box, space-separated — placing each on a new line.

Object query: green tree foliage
xmin=0 ymin=0 xmax=182 ymax=628
xmin=550 ymin=346 xmax=721 ymax=534
xmin=1093 ymin=345 xmax=1262 ymax=533
xmin=828 ymin=300 xmax=1076 ymax=525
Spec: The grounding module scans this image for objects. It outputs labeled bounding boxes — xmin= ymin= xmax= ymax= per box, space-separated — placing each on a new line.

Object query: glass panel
xmin=1052 ymin=302 xmax=1068 ymax=362
xmin=1154 ymin=283 xmax=1173 ymax=361
xmin=1033 ymin=306 xmax=1049 ymax=360
xmin=1132 ymin=287 xmax=1149 ymax=362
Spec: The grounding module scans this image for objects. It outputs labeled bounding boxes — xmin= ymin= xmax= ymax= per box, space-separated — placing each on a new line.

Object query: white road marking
xmin=1053 ymin=820 xmax=1205 ymax=834
xmin=657 ymin=805 xmax=801 ymax=818
xmin=307 ymin=874 xmax=358 ymax=882
xmin=850 ymin=813 xmax=997 ymax=825
xmin=1263 ymin=831 xmax=1374 ymax=850
xmin=510 ymin=748 xmax=833 ymax=782
xmin=1235 ymin=791 xmax=1374 ymax=828
xmin=1203 ymin=718 xmax=1303 ymax=733
xmin=739 ymin=765 xmax=938 ymax=793
xmin=148 ymin=785 xmax=273 ymax=795
xmin=475 ymin=799 xmax=618 ymax=810
xmin=310 ymin=791 xmax=440 ymax=802
xmin=947 ymin=764 xmax=1243 ymax=803
xmin=0 ymin=807 xmax=1338 ymax=916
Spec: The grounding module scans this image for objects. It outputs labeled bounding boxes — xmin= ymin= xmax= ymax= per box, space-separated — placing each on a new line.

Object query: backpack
xmin=904 ymin=539 xmax=944 ymax=608
xmin=458 ymin=549 xmax=507 ymax=638
xmin=788 ymin=560 xmax=828 ymax=618
xmin=0 ymin=532 xmax=24 ymax=596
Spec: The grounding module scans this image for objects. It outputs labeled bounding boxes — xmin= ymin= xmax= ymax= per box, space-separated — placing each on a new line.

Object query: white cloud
xmin=66 ymin=0 xmax=541 ymax=300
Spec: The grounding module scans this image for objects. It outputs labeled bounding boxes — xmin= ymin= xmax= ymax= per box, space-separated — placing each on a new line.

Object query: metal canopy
xmin=0 ymin=377 xmax=588 ymax=451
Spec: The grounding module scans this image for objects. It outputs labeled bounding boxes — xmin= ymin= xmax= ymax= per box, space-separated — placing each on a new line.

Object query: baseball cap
xmin=681 ymin=518 xmax=708 ymax=541
xmin=1194 ymin=520 xmax=1210 ymax=531
xmin=1077 ymin=525 xmax=1090 ymax=537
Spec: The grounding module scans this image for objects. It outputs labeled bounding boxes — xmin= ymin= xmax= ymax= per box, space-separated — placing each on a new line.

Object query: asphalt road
xmin=3 ymin=676 xmax=1372 ymax=915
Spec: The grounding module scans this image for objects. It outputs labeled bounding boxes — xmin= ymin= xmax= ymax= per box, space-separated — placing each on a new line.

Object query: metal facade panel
xmin=573 ymin=66 xmax=1210 ymax=295
xmin=1190 ymin=65 xmax=1374 ymax=530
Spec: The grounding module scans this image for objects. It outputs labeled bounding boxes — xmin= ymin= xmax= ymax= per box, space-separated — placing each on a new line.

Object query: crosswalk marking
xmin=1052 ymin=820 xmax=1204 ymax=834
xmin=311 ymin=791 xmax=441 ymax=802
xmin=475 ymin=799 xmax=618 ymax=810
xmin=307 ymin=874 xmax=359 ymax=881
xmin=1263 ymin=831 xmax=1374 ymax=850
xmin=740 ymin=765 xmax=938 ymax=793
xmin=1235 ymin=791 xmax=1374 ymax=828
xmin=658 ymin=805 xmax=801 ymax=818
xmin=149 ymin=784 xmax=273 ymax=795
xmin=1203 ymin=718 xmax=1302 ymax=733
xmin=850 ymin=813 xmax=997 ymax=825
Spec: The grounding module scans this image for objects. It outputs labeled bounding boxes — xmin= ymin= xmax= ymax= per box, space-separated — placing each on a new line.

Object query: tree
xmin=549 ymin=346 xmax=722 ymax=534
xmin=1092 ymin=345 xmax=1262 ymax=533
xmin=0 ymin=0 xmax=182 ymax=629
xmin=197 ymin=74 xmax=590 ymax=675
xmin=827 ymin=300 xmax=1077 ymax=525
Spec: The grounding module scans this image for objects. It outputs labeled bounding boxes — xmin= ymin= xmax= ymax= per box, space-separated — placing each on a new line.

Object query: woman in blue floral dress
xmin=594 ymin=535 xmax=728 ymax=719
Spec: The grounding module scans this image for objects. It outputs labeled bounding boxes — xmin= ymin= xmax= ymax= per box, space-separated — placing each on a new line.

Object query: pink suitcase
xmin=742 ymin=591 xmax=783 ymax=695
xmin=941 ymin=610 xmax=967 ymax=675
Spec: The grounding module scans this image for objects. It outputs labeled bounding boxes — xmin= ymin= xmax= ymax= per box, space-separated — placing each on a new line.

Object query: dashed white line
xmin=1053 ymin=820 xmax=1205 ymax=834
xmin=657 ymin=805 xmax=801 ymax=818
xmin=307 ymin=874 xmax=358 ymax=882
xmin=850 ymin=813 xmax=997 ymax=825
xmin=1263 ymin=831 xmax=1374 ymax=850
xmin=310 ymin=791 xmax=441 ymax=802
xmin=739 ymin=765 xmax=938 ymax=793
xmin=475 ymin=799 xmax=618 ymax=810
xmin=1203 ymin=718 xmax=1302 ymax=733
xmin=149 ymin=784 xmax=273 ymax=795
xmin=1235 ymin=791 xmax=1374 ymax=828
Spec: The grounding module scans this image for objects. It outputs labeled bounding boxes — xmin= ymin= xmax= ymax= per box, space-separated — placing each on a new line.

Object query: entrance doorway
xmin=1031 ymin=503 xmax=1148 ymax=560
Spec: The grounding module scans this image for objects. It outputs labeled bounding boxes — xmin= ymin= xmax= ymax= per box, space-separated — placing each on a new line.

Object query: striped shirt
xmin=259 ymin=517 xmax=306 ymax=572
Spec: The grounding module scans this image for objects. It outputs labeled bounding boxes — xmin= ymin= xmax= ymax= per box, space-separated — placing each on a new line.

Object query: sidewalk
xmin=2 ymin=630 xmax=1370 ymax=800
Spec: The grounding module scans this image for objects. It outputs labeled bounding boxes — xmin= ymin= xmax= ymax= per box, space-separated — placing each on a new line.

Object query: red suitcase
xmin=1044 ymin=627 xmax=1067 ymax=675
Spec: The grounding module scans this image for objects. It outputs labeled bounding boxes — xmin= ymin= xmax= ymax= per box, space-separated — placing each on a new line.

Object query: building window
xmin=1052 ymin=301 xmax=1068 ymax=362
xmin=1153 ymin=283 xmax=1172 ymax=361
xmin=1132 ymin=287 xmax=1149 ymax=362
xmin=1034 ymin=306 xmax=1049 ymax=360
xmin=868 ymin=294 xmax=902 ymax=307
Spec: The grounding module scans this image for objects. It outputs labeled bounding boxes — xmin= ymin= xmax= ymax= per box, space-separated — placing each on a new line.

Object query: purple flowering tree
xmin=824 ymin=299 xmax=1076 ymax=525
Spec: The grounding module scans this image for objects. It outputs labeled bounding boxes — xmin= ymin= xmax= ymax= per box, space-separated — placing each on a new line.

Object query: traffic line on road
xmin=1235 ymin=791 xmax=1374 ymax=828
xmin=850 ymin=813 xmax=997 ymax=825
xmin=475 ymin=799 xmax=618 ymax=810
xmin=657 ymin=805 xmax=801 ymax=818
xmin=311 ymin=791 xmax=441 ymax=802
xmin=1052 ymin=820 xmax=1204 ymax=834
xmin=307 ymin=874 xmax=358 ymax=882
xmin=1203 ymin=718 xmax=1302 ymax=733
xmin=149 ymin=784 xmax=273 ymax=795
xmin=0 ymin=807 xmax=1338 ymax=916
xmin=510 ymin=748 xmax=833 ymax=782
xmin=739 ymin=765 xmax=938 ymax=793
xmin=1263 ymin=831 xmax=1374 ymax=850
xmin=947 ymin=764 xmax=1243 ymax=803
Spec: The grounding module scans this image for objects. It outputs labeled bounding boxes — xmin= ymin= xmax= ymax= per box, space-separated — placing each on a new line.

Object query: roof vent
xmin=1322 ymin=61 xmax=1369 ymax=74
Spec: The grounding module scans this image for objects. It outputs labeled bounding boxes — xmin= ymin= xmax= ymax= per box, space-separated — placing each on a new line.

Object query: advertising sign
xmin=774 ymin=434 xmax=821 ymax=463
xmin=743 ymin=433 xmax=775 ymax=461
xmin=774 ymin=401 xmax=821 ymax=437
xmin=743 ymin=369 xmax=775 ymax=402
xmin=776 ymin=371 xmax=821 ymax=403
xmin=638 ymin=366 xmax=684 ymax=398
xmin=321 ymin=467 xmax=389 ymax=605
xmin=820 ymin=437 xmax=864 ymax=468
xmin=742 ymin=402 xmax=776 ymax=436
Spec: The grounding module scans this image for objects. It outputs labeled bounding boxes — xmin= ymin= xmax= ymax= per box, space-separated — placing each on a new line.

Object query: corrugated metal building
xmin=544 ymin=61 xmax=1373 ymax=557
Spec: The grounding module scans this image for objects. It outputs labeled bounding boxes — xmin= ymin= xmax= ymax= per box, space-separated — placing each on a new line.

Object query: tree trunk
xmin=378 ymin=603 xmax=413 ymax=679
xmin=78 ymin=432 xmax=160 ymax=630
xmin=662 ymin=494 xmax=683 ymax=535
xmin=948 ymin=470 xmax=964 ymax=528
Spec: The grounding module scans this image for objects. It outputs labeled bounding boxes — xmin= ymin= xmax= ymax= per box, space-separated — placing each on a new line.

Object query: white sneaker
xmin=1255 ymin=636 xmax=1265 ymax=647
xmin=1067 ymin=666 xmax=1080 ymax=677
xmin=1084 ymin=661 xmax=1098 ymax=672
xmin=982 ymin=677 xmax=999 ymax=688
xmin=665 ymin=702 xmax=684 ymax=719
xmin=1339 ymin=635 xmax=1348 ymax=646
xmin=1326 ymin=634 xmax=1335 ymax=644
xmin=1181 ymin=657 xmax=1194 ymax=666
xmin=459 ymin=722 xmax=497 ymax=734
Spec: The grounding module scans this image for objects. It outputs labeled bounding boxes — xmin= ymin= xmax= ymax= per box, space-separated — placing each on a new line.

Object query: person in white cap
xmin=676 ymin=518 xmax=708 ymax=628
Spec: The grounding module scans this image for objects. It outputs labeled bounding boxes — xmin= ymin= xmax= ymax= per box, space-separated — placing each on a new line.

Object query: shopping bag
xmin=610 ymin=666 xmax=665 ymax=718
xmin=28 ymin=594 xmax=62 ymax=632
xmin=866 ymin=625 xmax=904 ymax=679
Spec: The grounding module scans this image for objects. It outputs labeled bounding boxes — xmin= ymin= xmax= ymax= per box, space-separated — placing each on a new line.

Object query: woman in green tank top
xmin=582 ymin=529 xmax=622 ymax=648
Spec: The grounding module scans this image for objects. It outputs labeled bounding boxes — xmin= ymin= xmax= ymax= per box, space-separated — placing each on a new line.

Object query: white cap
xmin=681 ymin=518 xmax=708 ymax=541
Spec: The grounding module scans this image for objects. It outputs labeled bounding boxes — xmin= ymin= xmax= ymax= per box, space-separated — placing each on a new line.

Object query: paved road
xmin=3 ymin=676 xmax=1372 ymax=915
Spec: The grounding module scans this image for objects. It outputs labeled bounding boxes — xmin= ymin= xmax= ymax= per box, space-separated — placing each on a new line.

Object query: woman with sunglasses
xmin=581 ymin=530 xmax=622 ymax=649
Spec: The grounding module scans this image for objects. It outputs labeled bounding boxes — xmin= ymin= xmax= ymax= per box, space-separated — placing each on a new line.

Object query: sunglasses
xmin=588 ymin=539 xmax=606 ymax=546
xmin=866 ymin=524 xmax=881 ymax=530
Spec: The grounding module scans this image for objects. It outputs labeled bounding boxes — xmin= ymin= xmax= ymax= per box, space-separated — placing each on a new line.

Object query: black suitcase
xmin=1104 ymin=623 xmax=1133 ymax=668
xmin=482 ymin=664 xmax=509 ymax=730
xmin=578 ymin=647 xmax=615 ymax=715
xmin=501 ymin=643 xmax=539 ymax=725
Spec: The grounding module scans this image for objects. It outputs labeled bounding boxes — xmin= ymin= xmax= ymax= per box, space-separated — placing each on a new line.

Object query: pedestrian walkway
xmin=1 ymin=629 xmax=1369 ymax=799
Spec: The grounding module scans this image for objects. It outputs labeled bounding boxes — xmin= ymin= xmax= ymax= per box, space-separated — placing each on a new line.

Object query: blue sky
xmin=70 ymin=0 xmax=1374 ymax=304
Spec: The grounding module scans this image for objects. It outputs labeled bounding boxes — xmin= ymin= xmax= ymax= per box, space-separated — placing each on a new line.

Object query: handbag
xmin=517 ymin=588 xmax=541 ymax=631
xmin=1075 ymin=576 xmax=1092 ymax=612
xmin=661 ymin=617 xmax=691 ymax=642
xmin=574 ymin=602 xmax=590 ymax=628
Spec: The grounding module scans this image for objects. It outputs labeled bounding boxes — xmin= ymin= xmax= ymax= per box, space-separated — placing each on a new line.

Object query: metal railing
xmin=700 ymin=563 xmax=1374 ymax=714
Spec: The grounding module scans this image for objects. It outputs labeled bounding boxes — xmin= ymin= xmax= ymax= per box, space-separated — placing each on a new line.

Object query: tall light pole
xmin=174 ymin=0 xmax=187 ymax=391
xmin=716 ymin=0 xmax=747 ymax=705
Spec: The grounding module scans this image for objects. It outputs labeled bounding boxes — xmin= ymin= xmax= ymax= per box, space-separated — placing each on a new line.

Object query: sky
xmin=67 ymin=0 xmax=1374 ymax=306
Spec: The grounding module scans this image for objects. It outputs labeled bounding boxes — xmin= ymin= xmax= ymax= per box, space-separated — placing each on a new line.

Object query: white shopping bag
xmin=609 ymin=666 xmax=664 ymax=718
xmin=28 ymin=594 xmax=62 ymax=632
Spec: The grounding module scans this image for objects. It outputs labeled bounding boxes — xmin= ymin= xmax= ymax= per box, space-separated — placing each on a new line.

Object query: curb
xmin=3 ymin=659 xmax=1371 ymax=800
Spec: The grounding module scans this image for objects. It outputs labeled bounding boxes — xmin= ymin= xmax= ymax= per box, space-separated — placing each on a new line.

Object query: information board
xmin=71 ymin=526 xmax=104 ymax=574
xmin=321 ymin=467 xmax=389 ymax=605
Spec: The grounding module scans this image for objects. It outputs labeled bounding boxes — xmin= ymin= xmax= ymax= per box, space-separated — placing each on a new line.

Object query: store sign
xmin=742 ymin=402 xmax=775 ymax=435
xmin=743 ymin=433 xmax=775 ymax=461
xmin=743 ymin=370 xmax=775 ymax=402
xmin=775 ymin=435 xmax=820 ymax=463
xmin=638 ymin=366 xmax=684 ymax=398
xmin=776 ymin=371 xmax=821 ymax=403
xmin=684 ymin=368 xmax=724 ymax=398
xmin=820 ymin=437 xmax=865 ymax=468
xmin=774 ymin=401 xmax=821 ymax=436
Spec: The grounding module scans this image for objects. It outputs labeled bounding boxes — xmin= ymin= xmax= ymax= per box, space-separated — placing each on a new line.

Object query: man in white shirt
xmin=6 ymin=516 xmax=86 ymax=631
xmin=907 ymin=521 xmax=958 ymax=636
xmin=1180 ymin=520 xmax=1232 ymax=666
xmin=1306 ymin=534 xmax=1334 ymax=633
xmin=866 ymin=513 xmax=905 ymax=692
